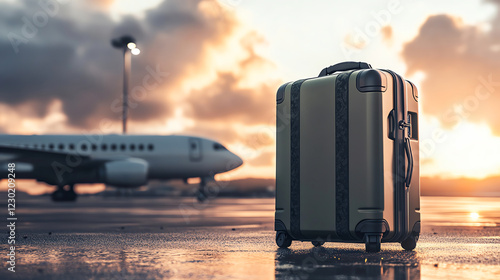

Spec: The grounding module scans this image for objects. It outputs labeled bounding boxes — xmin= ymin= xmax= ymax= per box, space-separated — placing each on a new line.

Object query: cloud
xmin=344 ymin=33 xmax=367 ymax=50
xmin=248 ymin=151 xmax=274 ymax=167
xmin=0 ymin=0 xmax=241 ymax=130
xmin=243 ymin=132 xmax=274 ymax=149
xmin=185 ymin=72 xmax=276 ymax=125
xmin=421 ymin=175 xmax=500 ymax=196
xmin=401 ymin=4 xmax=500 ymax=134
xmin=87 ymin=0 xmax=114 ymax=9
xmin=183 ymin=28 xmax=280 ymax=127
xmin=381 ymin=25 xmax=392 ymax=45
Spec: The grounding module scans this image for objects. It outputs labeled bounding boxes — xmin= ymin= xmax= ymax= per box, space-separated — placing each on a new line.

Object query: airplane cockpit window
xmin=213 ymin=143 xmax=227 ymax=151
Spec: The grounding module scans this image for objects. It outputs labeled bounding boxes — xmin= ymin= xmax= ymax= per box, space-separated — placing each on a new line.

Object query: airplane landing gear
xmin=196 ymin=177 xmax=208 ymax=202
xmin=195 ymin=176 xmax=215 ymax=202
xmin=51 ymin=185 xmax=77 ymax=202
xmin=196 ymin=189 xmax=207 ymax=202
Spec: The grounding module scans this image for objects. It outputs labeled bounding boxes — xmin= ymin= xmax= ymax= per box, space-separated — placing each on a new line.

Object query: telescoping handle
xmin=318 ymin=61 xmax=372 ymax=77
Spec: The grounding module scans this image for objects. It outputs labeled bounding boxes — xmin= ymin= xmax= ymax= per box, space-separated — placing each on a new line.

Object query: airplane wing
xmin=0 ymin=145 xmax=129 ymax=166
xmin=0 ymin=145 xmax=90 ymax=164
xmin=0 ymin=145 xmax=148 ymax=187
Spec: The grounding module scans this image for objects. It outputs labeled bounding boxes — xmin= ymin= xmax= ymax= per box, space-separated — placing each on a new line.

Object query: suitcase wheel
xmin=401 ymin=233 xmax=419 ymax=251
xmin=276 ymin=231 xmax=292 ymax=248
xmin=311 ymin=241 xmax=325 ymax=247
xmin=364 ymin=234 xmax=382 ymax=253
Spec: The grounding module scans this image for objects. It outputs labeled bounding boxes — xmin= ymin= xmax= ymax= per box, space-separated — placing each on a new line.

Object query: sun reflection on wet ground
xmin=0 ymin=196 xmax=499 ymax=279
xmin=421 ymin=196 xmax=500 ymax=227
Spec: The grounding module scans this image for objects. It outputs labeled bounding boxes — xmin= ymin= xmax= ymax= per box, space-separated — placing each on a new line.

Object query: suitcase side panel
xmin=406 ymin=81 xmax=421 ymax=235
xmin=299 ymin=76 xmax=339 ymax=238
xmin=275 ymin=82 xmax=292 ymax=234
xmin=381 ymin=73 xmax=397 ymax=240
xmin=347 ymin=71 xmax=386 ymax=237
xmin=378 ymin=70 xmax=419 ymax=242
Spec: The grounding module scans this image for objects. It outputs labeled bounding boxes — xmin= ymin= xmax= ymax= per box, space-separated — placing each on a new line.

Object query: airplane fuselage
xmin=0 ymin=134 xmax=243 ymax=187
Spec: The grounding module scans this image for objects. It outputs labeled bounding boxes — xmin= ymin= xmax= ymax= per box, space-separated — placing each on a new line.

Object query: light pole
xmin=111 ymin=35 xmax=140 ymax=134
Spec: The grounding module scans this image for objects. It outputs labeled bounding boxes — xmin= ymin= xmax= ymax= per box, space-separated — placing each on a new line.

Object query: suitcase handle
xmin=404 ymin=137 xmax=413 ymax=187
xmin=318 ymin=61 xmax=372 ymax=77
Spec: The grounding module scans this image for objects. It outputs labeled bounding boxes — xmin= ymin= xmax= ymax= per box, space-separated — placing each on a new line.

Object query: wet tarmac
xmin=1 ymin=196 xmax=499 ymax=279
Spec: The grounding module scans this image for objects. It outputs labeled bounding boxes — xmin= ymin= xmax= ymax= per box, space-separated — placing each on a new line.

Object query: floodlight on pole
xmin=131 ymin=48 xmax=140 ymax=55
xmin=111 ymin=35 xmax=140 ymax=134
xmin=127 ymin=42 xmax=136 ymax=50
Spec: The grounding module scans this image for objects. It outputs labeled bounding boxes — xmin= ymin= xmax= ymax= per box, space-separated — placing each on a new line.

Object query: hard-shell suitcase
xmin=274 ymin=61 xmax=420 ymax=252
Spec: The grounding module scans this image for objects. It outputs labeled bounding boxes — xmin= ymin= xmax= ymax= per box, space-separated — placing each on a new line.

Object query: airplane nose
xmin=226 ymin=153 xmax=243 ymax=171
xmin=234 ymin=154 xmax=243 ymax=168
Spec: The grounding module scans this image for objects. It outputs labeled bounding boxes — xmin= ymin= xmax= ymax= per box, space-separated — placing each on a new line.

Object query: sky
xmin=1 ymin=0 xmax=500 ymax=193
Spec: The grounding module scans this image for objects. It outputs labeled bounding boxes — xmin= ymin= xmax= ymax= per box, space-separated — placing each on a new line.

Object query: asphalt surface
xmin=0 ymin=196 xmax=499 ymax=280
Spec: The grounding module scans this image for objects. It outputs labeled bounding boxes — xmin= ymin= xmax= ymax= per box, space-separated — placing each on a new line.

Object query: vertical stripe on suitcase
xmin=290 ymin=79 xmax=307 ymax=240
xmin=335 ymin=72 xmax=353 ymax=240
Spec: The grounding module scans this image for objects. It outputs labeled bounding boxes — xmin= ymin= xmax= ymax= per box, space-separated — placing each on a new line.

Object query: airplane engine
xmin=101 ymin=158 xmax=149 ymax=187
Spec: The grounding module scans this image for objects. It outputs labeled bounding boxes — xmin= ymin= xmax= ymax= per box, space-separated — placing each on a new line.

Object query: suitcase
xmin=274 ymin=61 xmax=420 ymax=252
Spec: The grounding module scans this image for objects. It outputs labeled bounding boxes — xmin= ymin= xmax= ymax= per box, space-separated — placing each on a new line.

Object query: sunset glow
xmin=420 ymin=117 xmax=500 ymax=179
xmin=1 ymin=0 xmax=500 ymax=195
xmin=470 ymin=212 xmax=480 ymax=221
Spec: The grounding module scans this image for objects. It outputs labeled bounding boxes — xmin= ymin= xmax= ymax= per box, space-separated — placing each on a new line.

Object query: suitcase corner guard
xmin=275 ymin=219 xmax=287 ymax=232
xmin=356 ymin=69 xmax=387 ymax=92
xmin=354 ymin=219 xmax=390 ymax=239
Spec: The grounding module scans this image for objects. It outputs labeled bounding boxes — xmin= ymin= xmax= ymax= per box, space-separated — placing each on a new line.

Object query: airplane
xmin=0 ymin=134 xmax=243 ymax=202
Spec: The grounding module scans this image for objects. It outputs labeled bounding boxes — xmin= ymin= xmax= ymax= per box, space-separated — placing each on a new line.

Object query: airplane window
xmin=213 ymin=143 xmax=227 ymax=151
xmin=58 ymin=144 xmax=64 ymax=150
xmin=120 ymin=144 xmax=126 ymax=151
xmin=69 ymin=144 xmax=74 ymax=150
xmin=138 ymin=144 xmax=144 ymax=151
xmin=41 ymin=144 xmax=46 ymax=149
xmin=130 ymin=144 xmax=136 ymax=151
xmin=147 ymin=144 xmax=154 ymax=151
xmin=49 ymin=143 xmax=54 ymax=150
xmin=111 ymin=144 xmax=117 ymax=151
xmin=81 ymin=144 xmax=88 ymax=151
xmin=101 ymin=144 xmax=107 ymax=151
xmin=91 ymin=144 xmax=97 ymax=151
